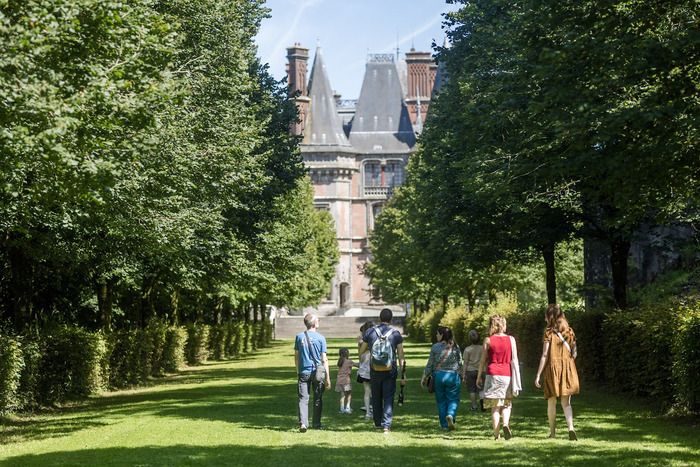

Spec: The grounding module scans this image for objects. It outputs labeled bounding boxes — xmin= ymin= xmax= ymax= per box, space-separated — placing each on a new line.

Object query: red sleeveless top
xmin=487 ymin=335 xmax=512 ymax=377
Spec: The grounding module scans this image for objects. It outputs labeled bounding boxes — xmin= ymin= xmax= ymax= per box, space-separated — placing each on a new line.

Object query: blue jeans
xmin=370 ymin=369 xmax=397 ymax=429
xmin=298 ymin=373 xmax=324 ymax=428
xmin=434 ymin=370 xmax=461 ymax=428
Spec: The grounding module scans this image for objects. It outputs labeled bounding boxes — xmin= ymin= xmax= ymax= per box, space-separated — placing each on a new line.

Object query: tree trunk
xmin=542 ymin=242 xmax=557 ymax=305
xmin=441 ymin=295 xmax=448 ymax=315
xmin=610 ymin=237 xmax=631 ymax=309
xmin=96 ymin=279 xmax=114 ymax=331
xmin=170 ymin=289 xmax=180 ymax=325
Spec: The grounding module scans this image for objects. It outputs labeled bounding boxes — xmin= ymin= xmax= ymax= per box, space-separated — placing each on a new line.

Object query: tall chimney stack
xmin=287 ymin=43 xmax=310 ymax=136
xmin=405 ymin=49 xmax=437 ymax=128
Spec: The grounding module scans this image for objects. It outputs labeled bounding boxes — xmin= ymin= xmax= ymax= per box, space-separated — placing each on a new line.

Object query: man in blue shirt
xmin=359 ymin=308 xmax=406 ymax=433
xmin=294 ymin=313 xmax=331 ymax=432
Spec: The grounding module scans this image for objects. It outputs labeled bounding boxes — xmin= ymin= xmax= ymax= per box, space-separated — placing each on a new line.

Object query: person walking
xmin=357 ymin=321 xmax=374 ymax=420
xmin=462 ymin=329 xmax=483 ymax=412
xmin=421 ymin=326 xmax=463 ymax=430
xmin=477 ymin=315 xmax=522 ymax=440
xmin=535 ymin=303 xmax=580 ymax=440
xmin=359 ymin=308 xmax=406 ymax=433
xmin=294 ymin=313 xmax=331 ymax=432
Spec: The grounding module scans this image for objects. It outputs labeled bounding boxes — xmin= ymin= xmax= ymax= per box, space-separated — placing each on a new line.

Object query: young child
xmin=336 ymin=347 xmax=357 ymax=414
xmin=462 ymin=329 xmax=484 ymax=411
xmin=357 ymin=321 xmax=373 ymax=419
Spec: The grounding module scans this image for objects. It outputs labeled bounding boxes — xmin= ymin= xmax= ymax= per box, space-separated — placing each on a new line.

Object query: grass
xmin=1 ymin=338 xmax=698 ymax=466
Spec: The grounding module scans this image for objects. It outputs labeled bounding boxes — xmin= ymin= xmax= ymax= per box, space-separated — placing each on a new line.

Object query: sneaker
xmin=360 ymin=406 xmax=367 ymax=412
xmin=383 ymin=428 xmax=391 ymax=434
xmin=299 ymin=425 xmax=307 ymax=433
xmin=365 ymin=414 xmax=372 ymax=420
xmin=503 ymin=426 xmax=513 ymax=440
xmin=568 ymin=430 xmax=578 ymax=441
xmin=339 ymin=409 xmax=346 ymax=414
xmin=345 ymin=407 xmax=353 ymax=414
xmin=446 ymin=415 xmax=456 ymax=431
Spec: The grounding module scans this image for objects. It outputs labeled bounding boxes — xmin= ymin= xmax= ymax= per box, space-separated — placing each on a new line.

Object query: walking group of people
xmin=294 ymin=304 xmax=579 ymax=440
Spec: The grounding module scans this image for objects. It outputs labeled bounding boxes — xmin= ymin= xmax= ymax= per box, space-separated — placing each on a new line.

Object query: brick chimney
xmin=405 ymin=48 xmax=437 ymax=128
xmin=286 ymin=43 xmax=310 ymax=136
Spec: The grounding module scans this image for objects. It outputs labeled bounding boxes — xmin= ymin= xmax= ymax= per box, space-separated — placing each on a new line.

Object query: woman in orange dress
xmin=535 ymin=304 xmax=580 ymax=440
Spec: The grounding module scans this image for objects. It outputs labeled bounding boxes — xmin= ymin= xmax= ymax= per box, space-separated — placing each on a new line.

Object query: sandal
xmin=568 ymin=430 xmax=578 ymax=441
xmin=503 ymin=425 xmax=513 ymax=440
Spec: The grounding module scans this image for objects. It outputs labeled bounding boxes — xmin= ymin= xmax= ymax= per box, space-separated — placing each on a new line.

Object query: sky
xmin=255 ymin=0 xmax=459 ymax=100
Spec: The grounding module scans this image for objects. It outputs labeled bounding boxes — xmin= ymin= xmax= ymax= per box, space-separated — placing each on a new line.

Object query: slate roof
xmin=349 ymin=56 xmax=416 ymax=153
xmin=302 ymin=48 xmax=352 ymax=150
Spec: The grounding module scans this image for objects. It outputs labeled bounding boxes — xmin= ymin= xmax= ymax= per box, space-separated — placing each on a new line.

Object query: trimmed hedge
xmin=0 ymin=319 xmax=274 ymax=414
xmin=37 ymin=327 xmax=108 ymax=404
xmin=407 ymin=301 xmax=700 ymax=413
xmin=0 ymin=335 xmax=23 ymax=413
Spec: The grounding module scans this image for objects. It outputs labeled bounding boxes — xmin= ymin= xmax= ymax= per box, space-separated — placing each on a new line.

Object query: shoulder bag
xmin=426 ymin=344 xmax=452 ymax=394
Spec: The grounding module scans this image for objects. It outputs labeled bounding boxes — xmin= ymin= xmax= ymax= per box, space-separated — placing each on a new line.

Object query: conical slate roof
xmin=349 ymin=55 xmax=416 ymax=153
xmin=302 ymin=48 xmax=351 ymax=149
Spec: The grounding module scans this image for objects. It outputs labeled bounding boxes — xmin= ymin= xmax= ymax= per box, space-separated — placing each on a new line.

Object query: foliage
xmin=37 ymin=327 xmax=107 ymax=404
xmin=672 ymin=305 xmax=700 ymax=412
xmin=185 ymin=324 xmax=209 ymax=366
xmin=0 ymin=334 xmax=23 ymax=413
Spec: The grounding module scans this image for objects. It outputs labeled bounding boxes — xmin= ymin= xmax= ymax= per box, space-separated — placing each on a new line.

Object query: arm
xmin=420 ymin=345 xmax=437 ymax=387
xmin=321 ymin=352 xmax=331 ymax=387
xmin=476 ymin=338 xmax=489 ymax=388
xmin=294 ymin=350 xmax=299 ymax=374
xmin=535 ymin=341 xmax=550 ymax=388
xmin=461 ymin=348 xmax=469 ymax=381
xmin=397 ymin=343 xmax=407 ymax=385
xmin=358 ymin=341 xmax=368 ymax=358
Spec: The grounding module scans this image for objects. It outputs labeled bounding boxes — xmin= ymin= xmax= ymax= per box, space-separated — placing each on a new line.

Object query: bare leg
xmin=363 ymin=382 xmax=371 ymax=415
xmin=502 ymin=404 xmax=512 ymax=428
xmin=491 ymin=407 xmax=501 ymax=438
xmin=339 ymin=393 xmax=346 ymax=411
xmin=345 ymin=391 xmax=352 ymax=410
xmin=561 ymin=395 xmax=574 ymax=431
xmin=547 ymin=397 xmax=557 ymax=437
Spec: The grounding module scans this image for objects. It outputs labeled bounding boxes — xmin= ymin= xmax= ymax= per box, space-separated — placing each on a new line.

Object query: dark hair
xmin=337 ymin=347 xmax=350 ymax=367
xmin=379 ymin=308 xmax=393 ymax=323
xmin=360 ymin=320 xmax=374 ymax=333
xmin=468 ymin=329 xmax=479 ymax=344
xmin=438 ymin=326 xmax=454 ymax=344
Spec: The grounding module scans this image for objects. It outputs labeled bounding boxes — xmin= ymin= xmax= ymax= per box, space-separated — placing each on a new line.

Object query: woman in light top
xmin=421 ymin=326 xmax=463 ymax=430
xmin=462 ymin=329 xmax=483 ymax=411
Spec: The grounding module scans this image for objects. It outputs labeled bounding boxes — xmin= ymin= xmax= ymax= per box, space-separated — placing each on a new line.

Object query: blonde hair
xmin=489 ymin=315 xmax=507 ymax=335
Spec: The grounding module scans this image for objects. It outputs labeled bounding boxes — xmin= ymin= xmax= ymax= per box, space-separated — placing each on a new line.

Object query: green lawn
xmin=1 ymin=339 xmax=698 ymax=466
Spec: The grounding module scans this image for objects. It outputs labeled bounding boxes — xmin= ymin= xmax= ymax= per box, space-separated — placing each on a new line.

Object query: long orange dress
xmin=543 ymin=328 xmax=580 ymax=399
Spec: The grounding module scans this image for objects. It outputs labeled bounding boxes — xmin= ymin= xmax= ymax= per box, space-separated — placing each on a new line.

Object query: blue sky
xmin=255 ymin=0 xmax=458 ymax=99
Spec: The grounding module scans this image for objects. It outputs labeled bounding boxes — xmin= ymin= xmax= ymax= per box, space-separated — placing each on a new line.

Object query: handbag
xmin=304 ymin=331 xmax=326 ymax=383
xmin=427 ymin=344 xmax=452 ymax=394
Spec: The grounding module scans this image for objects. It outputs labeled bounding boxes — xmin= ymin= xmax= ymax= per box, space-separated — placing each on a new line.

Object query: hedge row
xmin=0 ymin=320 xmax=273 ymax=414
xmin=408 ymin=302 xmax=700 ymax=412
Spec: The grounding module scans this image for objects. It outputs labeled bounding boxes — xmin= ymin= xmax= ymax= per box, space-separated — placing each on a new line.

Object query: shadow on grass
xmin=2 ymin=441 xmax=699 ymax=467
xmin=2 ymin=339 xmax=698 ymax=465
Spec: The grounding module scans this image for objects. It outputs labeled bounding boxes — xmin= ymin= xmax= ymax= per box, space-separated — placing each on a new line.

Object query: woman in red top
xmin=477 ymin=315 xmax=521 ymax=440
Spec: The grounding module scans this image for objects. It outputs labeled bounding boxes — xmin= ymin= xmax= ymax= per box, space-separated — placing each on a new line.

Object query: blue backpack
xmin=371 ymin=327 xmax=396 ymax=371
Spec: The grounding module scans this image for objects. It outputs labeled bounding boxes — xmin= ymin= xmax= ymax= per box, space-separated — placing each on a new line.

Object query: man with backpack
xmin=359 ymin=308 xmax=406 ymax=433
xmin=294 ymin=313 xmax=331 ymax=432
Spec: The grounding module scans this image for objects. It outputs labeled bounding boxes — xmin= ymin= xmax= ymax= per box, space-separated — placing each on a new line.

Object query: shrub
xmin=0 ymin=334 xmax=24 ymax=414
xmin=672 ymin=304 xmax=700 ymax=412
xmin=162 ymin=326 xmax=186 ymax=373
xmin=37 ymin=326 xmax=107 ymax=404
xmin=185 ymin=323 xmax=209 ymax=365
xmin=108 ymin=328 xmax=155 ymax=388
xmin=16 ymin=337 xmax=42 ymax=410
xmin=146 ymin=320 xmax=168 ymax=376
xmin=208 ymin=324 xmax=226 ymax=360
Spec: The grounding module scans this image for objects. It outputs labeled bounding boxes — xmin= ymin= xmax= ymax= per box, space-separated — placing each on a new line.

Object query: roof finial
xmin=316 ymin=37 xmax=321 ymax=49
xmin=396 ymin=32 xmax=400 ymax=61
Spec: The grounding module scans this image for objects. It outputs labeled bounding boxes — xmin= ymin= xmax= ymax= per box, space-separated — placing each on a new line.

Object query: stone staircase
xmin=274 ymin=315 xmax=405 ymax=339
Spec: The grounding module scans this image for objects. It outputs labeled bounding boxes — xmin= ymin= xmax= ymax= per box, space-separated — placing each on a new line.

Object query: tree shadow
xmin=2 ymin=441 xmax=699 ymax=467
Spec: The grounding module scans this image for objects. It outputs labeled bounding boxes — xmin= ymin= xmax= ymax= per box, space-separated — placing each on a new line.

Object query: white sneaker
xmin=345 ymin=407 xmax=352 ymax=414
